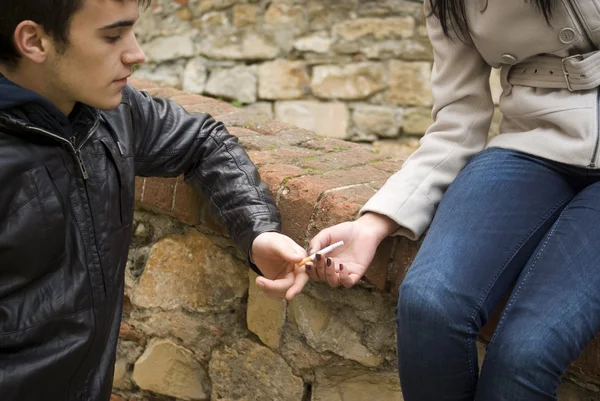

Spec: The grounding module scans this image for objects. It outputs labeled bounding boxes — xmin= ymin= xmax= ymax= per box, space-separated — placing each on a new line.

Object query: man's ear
xmin=13 ymin=20 xmax=54 ymax=64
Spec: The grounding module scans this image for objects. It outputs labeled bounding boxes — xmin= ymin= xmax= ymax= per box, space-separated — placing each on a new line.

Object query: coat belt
xmin=507 ymin=52 xmax=600 ymax=92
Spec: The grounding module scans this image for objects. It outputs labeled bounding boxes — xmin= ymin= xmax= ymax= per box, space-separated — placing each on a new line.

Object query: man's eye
xmin=106 ymin=35 xmax=121 ymax=43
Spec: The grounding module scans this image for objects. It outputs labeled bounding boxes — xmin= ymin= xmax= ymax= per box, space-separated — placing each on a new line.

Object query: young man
xmin=0 ymin=0 xmax=310 ymax=399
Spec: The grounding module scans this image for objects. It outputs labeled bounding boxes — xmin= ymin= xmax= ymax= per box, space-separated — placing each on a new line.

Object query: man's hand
xmin=307 ymin=212 xmax=399 ymax=288
xmin=251 ymin=232 xmax=309 ymax=301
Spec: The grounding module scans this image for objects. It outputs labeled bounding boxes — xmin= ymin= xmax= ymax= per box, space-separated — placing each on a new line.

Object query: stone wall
xmin=132 ymin=0 xmax=502 ymax=155
xmin=110 ymin=78 xmax=600 ymax=401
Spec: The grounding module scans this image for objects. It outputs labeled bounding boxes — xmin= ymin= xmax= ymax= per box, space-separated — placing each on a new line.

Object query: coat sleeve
xmin=126 ymin=86 xmax=281 ymax=273
xmin=359 ymin=5 xmax=494 ymax=240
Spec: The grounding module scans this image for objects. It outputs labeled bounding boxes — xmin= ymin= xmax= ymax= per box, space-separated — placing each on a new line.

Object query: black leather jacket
xmin=0 ymin=84 xmax=281 ymax=400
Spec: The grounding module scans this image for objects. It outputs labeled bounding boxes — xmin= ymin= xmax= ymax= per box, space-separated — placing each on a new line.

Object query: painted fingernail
xmin=339 ymin=264 xmax=344 ymax=271
xmin=316 ymin=253 xmax=322 ymax=261
xmin=326 ymin=258 xmax=332 ymax=267
xmin=306 ymin=264 xmax=312 ymax=271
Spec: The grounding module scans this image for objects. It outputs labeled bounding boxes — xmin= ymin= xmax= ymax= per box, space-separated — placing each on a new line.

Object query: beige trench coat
xmin=361 ymin=0 xmax=600 ymax=240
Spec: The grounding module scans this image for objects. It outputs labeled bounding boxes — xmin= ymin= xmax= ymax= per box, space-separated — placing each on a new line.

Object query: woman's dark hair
xmin=429 ymin=0 xmax=556 ymax=37
xmin=0 ymin=0 xmax=151 ymax=68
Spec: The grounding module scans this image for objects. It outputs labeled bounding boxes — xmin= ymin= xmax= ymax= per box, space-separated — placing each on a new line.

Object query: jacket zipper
xmin=26 ymin=120 xmax=99 ymax=179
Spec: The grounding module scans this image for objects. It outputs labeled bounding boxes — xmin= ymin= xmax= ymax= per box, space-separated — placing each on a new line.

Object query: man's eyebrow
xmin=98 ymin=19 xmax=137 ymax=30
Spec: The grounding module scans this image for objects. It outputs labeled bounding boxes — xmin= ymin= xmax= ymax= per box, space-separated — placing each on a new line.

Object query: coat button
xmin=479 ymin=0 xmax=488 ymax=12
xmin=501 ymin=54 xmax=518 ymax=65
xmin=559 ymin=27 xmax=577 ymax=44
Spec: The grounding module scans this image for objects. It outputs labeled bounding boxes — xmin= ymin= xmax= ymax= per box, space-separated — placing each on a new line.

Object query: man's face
xmin=46 ymin=0 xmax=146 ymax=112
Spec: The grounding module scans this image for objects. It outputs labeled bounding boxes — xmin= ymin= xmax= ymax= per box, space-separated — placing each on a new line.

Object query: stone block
xmin=388 ymin=60 xmax=433 ymax=106
xmin=132 ymin=339 xmax=209 ymax=400
xmin=205 ymin=65 xmax=257 ymax=104
xmin=258 ymin=60 xmax=310 ymax=100
xmin=131 ymin=230 xmax=247 ymax=311
xmin=209 ymin=339 xmax=304 ymax=400
xmin=247 ymin=271 xmax=286 ymax=349
xmin=275 ymin=101 xmax=349 ymax=139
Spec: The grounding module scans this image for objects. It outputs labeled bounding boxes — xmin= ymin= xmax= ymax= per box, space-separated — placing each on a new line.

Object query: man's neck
xmin=0 ymin=66 xmax=74 ymax=116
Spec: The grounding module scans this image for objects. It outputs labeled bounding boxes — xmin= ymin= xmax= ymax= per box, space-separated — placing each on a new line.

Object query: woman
xmin=263 ymin=0 xmax=600 ymax=400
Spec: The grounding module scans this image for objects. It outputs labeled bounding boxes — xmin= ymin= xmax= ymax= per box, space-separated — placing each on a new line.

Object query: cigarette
xmin=296 ymin=241 xmax=345 ymax=268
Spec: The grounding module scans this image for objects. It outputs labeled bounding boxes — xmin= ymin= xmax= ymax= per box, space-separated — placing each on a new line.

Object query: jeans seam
xmin=464 ymin=193 xmax=572 ymax=389
xmin=488 ymin=209 xmax=566 ymax=345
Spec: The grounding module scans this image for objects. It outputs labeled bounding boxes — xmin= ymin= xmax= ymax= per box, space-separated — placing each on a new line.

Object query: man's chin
xmin=86 ymin=93 xmax=123 ymax=111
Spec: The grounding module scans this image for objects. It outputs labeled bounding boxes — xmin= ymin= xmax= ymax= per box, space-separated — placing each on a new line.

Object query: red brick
xmin=301 ymin=137 xmax=358 ymax=152
xmin=218 ymin=110 xmax=270 ymax=128
xmin=172 ymin=179 xmax=204 ymax=226
xmin=299 ymin=146 xmax=385 ymax=172
xmin=225 ymin=126 xmax=260 ymax=138
xmin=371 ymin=159 xmax=404 ymax=174
xmin=248 ymin=147 xmax=320 ymax=169
xmin=140 ymin=177 xmax=177 ymax=213
xmin=119 ymin=322 xmax=146 ymax=346
xmin=218 ymin=111 xmax=295 ymax=135
xmin=369 ymin=179 xmax=388 ymax=191
xmin=183 ymin=101 xmax=240 ymax=117
xmin=247 ymin=120 xmax=296 ymax=135
xmin=309 ymin=185 xmax=375 ymax=239
xmin=169 ymin=94 xmax=212 ymax=106
xmin=258 ymin=164 xmax=306 ymax=204
xmin=279 ymin=168 xmax=384 ymax=244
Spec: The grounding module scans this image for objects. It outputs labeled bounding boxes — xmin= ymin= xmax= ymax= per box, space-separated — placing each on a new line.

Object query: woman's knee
xmin=397 ymin=269 xmax=469 ymax=331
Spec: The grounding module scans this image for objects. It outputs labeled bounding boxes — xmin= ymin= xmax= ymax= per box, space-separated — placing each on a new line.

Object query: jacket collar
xmin=0 ymin=75 xmax=99 ymax=140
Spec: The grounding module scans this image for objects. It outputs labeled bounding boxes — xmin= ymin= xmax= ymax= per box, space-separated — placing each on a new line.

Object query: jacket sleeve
xmin=126 ymin=86 xmax=281 ymax=272
xmin=359 ymin=5 xmax=494 ymax=240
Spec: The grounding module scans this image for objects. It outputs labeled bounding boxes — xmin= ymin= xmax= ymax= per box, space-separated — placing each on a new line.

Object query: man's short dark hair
xmin=0 ymin=0 xmax=151 ymax=68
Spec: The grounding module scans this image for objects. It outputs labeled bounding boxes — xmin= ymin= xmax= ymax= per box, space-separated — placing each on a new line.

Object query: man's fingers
xmin=286 ymin=271 xmax=310 ymax=300
xmin=255 ymin=273 xmax=294 ymax=293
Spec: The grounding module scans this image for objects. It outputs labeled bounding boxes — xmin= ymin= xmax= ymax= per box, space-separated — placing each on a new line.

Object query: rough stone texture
xmin=131 ymin=229 xmax=247 ymax=311
xmin=275 ymin=101 xmax=349 ymax=139
xmin=183 ymin=57 xmax=208 ymax=94
xmin=388 ymin=61 xmax=433 ymax=106
xmin=247 ymin=271 xmax=286 ymax=349
xmin=198 ymin=32 xmax=280 ymax=60
xmin=259 ymin=60 xmax=310 ymax=100
xmin=205 ymin=65 xmax=257 ymax=103
xmin=312 ymin=367 xmax=403 ymax=401
xmin=209 ymin=339 xmax=304 ymax=401
xmin=352 ymin=105 xmax=403 ymax=139
xmin=402 ymin=107 xmax=432 ymax=136
xmin=311 ymin=63 xmax=386 ymax=100
xmin=289 ymin=294 xmax=384 ymax=367
xmin=294 ymin=33 xmax=333 ymax=54
xmin=143 ymin=34 xmax=196 ymax=63
xmin=132 ymin=339 xmax=209 ymax=400
xmin=132 ymin=0 xmax=439 ymax=139
xmin=332 ymin=17 xmax=415 ymax=42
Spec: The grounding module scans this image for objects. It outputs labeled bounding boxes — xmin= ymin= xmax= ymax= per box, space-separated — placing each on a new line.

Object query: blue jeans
xmin=397 ymin=148 xmax=600 ymax=401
